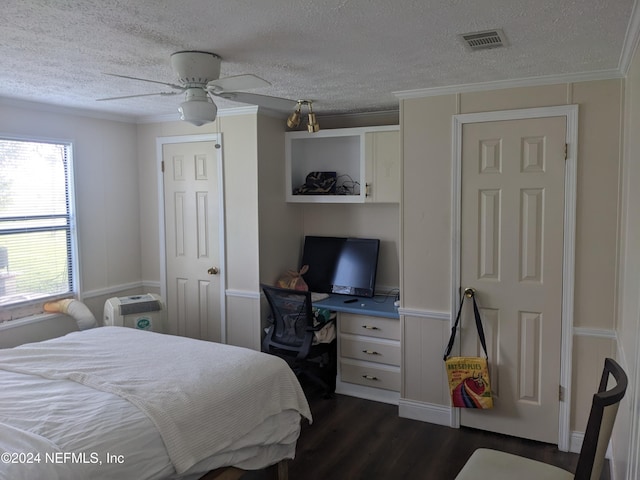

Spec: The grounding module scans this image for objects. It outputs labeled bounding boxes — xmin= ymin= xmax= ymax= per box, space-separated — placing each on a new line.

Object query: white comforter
xmin=0 ymin=327 xmax=311 ymax=477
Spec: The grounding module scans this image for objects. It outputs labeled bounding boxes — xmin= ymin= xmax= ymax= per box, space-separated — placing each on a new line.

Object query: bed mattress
xmin=0 ymin=327 xmax=311 ymax=479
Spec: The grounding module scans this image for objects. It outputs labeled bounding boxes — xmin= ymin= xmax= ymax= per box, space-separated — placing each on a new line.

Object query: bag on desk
xmin=443 ymin=290 xmax=493 ymax=409
xmin=276 ymin=265 xmax=309 ymax=291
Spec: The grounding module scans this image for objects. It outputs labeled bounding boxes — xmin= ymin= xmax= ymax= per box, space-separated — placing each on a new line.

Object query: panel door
xmin=460 ymin=116 xmax=566 ymax=443
xmin=163 ymin=141 xmax=223 ymax=342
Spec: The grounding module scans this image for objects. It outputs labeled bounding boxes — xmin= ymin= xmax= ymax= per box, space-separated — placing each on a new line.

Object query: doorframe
xmin=450 ymin=105 xmax=578 ymax=451
xmin=156 ymin=134 xmax=227 ymax=342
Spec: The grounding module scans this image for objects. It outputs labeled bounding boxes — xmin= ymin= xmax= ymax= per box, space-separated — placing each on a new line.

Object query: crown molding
xmin=394 ymin=69 xmax=624 ymax=99
xmin=0 ymin=96 xmax=136 ymax=123
xmin=0 ymin=95 xmax=263 ymax=125
xmin=619 ymin=0 xmax=640 ymax=75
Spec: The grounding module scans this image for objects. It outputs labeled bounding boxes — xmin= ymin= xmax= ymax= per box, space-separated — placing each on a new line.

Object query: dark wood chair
xmin=455 ymin=357 xmax=628 ymax=480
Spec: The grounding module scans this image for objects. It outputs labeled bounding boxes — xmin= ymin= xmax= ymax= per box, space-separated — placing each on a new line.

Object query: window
xmin=0 ymin=137 xmax=77 ymax=320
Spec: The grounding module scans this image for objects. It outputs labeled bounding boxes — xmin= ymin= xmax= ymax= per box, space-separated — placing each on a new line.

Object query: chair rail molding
xmin=398 ymin=307 xmax=450 ymax=321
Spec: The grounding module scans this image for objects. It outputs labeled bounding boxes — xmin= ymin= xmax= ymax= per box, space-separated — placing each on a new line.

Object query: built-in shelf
xmin=285 ymin=125 xmax=400 ymax=203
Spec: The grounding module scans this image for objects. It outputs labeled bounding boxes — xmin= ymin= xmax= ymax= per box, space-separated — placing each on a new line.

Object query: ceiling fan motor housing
xmin=170 ymin=51 xmax=221 ymax=86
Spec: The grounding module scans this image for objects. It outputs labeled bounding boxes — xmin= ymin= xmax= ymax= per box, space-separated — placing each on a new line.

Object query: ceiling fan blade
xmin=212 ymin=91 xmax=298 ymax=112
xmin=207 ymin=74 xmax=271 ymax=92
xmin=104 ymin=73 xmax=185 ymax=91
xmin=96 ymin=91 xmax=180 ymax=101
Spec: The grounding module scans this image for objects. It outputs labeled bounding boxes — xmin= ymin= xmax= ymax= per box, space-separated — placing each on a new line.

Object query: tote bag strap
xmin=443 ymin=289 xmax=489 ymax=360
xmin=470 ymin=293 xmax=489 ymax=359
xmin=443 ymin=295 xmax=465 ymax=360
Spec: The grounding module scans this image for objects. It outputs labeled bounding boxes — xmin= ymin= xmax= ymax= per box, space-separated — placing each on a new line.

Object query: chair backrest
xmin=261 ymin=284 xmax=314 ymax=352
xmin=574 ymin=357 xmax=628 ymax=480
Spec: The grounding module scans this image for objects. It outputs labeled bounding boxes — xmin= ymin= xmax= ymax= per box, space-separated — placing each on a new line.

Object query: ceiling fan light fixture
xmin=101 ymin=50 xmax=296 ymax=125
xmin=178 ymin=95 xmax=218 ymax=126
xmin=170 ymin=51 xmax=221 ymax=85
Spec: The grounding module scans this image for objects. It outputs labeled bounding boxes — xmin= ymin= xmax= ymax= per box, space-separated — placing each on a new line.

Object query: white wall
xmin=0 ymin=102 xmax=141 ymax=323
xmin=613 ymin=38 xmax=640 ymax=480
xmin=301 ymin=203 xmax=400 ymax=292
xmin=400 ymin=79 xmax=622 ymax=438
xmin=301 ymin=113 xmax=401 ymax=293
xmin=221 ymin=114 xmax=261 ymax=348
xmin=135 ymin=113 xmax=264 ymax=348
xmin=257 ymin=114 xmax=304 ymax=287
xmin=0 ymin=314 xmax=78 ymax=349
xmin=135 ymin=111 xmax=305 ymax=350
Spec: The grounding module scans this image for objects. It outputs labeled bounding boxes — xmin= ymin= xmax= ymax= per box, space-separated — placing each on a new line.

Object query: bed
xmin=0 ymin=326 xmax=312 ymax=480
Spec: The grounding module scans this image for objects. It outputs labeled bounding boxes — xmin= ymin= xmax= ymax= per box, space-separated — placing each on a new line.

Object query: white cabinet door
xmin=365 ymin=130 xmax=400 ymax=203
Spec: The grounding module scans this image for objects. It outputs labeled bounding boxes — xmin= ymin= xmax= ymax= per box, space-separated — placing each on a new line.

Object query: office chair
xmin=261 ymin=284 xmax=336 ymax=397
xmin=455 ymin=357 xmax=628 ymax=480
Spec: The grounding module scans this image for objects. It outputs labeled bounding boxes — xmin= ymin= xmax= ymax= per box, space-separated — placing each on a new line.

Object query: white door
xmin=162 ymin=140 xmax=224 ymax=342
xmin=459 ymin=116 xmax=566 ymax=443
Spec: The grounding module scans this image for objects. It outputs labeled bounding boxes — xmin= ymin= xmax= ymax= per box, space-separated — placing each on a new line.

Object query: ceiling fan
xmin=98 ymin=51 xmax=298 ymax=126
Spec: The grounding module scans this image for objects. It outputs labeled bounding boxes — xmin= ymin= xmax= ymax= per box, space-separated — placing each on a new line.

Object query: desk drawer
xmin=340 ymin=337 xmax=400 ymax=366
xmin=340 ymin=360 xmax=400 ymax=392
xmin=339 ymin=313 xmax=400 ymax=340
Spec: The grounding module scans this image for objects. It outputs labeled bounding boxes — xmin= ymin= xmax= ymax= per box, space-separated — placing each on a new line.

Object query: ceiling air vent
xmin=459 ymin=29 xmax=507 ymax=50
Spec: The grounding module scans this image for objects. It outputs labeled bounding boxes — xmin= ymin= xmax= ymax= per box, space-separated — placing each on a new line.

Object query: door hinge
xmin=161 ymin=160 xmax=165 ymax=173
xmin=559 ymin=385 xmax=565 ymax=402
xmin=564 ymin=143 xmax=568 ymax=161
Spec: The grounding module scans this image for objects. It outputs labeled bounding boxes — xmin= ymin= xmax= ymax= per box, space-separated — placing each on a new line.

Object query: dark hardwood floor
xmin=244 ymin=385 xmax=609 ymax=480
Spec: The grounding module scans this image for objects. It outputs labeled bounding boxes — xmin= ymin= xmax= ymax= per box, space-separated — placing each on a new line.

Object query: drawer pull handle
xmin=362 ymin=325 xmax=380 ymax=330
xmin=362 ymin=350 xmax=381 ymax=355
xmin=362 ymin=375 xmax=379 ymax=381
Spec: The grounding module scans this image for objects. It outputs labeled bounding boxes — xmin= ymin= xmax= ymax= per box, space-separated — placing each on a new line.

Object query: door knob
xmin=207 ymin=267 xmax=219 ymax=275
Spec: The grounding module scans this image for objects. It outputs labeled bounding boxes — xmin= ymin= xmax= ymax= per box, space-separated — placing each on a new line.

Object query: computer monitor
xmin=300 ymin=236 xmax=380 ymax=297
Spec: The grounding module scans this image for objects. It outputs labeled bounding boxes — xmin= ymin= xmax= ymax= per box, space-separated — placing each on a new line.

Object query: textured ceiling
xmin=1 ymin=0 xmax=637 ymax=121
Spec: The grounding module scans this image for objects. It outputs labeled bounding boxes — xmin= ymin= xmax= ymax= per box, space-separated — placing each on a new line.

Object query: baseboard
xmin=398 ymin=398 xmax=451 ymax=426
xmin=570 ymin=431 xmax=584 ymax=454
xmin=335 ymin=381 xmax=400 ymax=405
xmin=570 ymin=429 xmax=614 ymax=459
xmin=396 ymin=397 xmax=609 ymax=461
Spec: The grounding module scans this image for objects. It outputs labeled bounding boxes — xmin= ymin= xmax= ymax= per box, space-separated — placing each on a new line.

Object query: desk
xmin=313 ymin=294 xmax=399 ymax=319
xmin=315 ymin=294 xmax=400 ymax=405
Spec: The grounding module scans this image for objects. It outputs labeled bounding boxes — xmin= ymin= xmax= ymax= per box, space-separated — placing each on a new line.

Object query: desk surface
xmin=314 ymin=294 xmax=399 ymax=319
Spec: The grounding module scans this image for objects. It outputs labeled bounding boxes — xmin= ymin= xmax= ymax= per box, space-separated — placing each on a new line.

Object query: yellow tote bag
xmin=443 ymin=290 xmax=493 ymax=409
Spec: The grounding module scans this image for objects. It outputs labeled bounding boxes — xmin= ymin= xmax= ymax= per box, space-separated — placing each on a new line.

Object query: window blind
xmin=0 ymin=138 xmax=76 ymax=310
